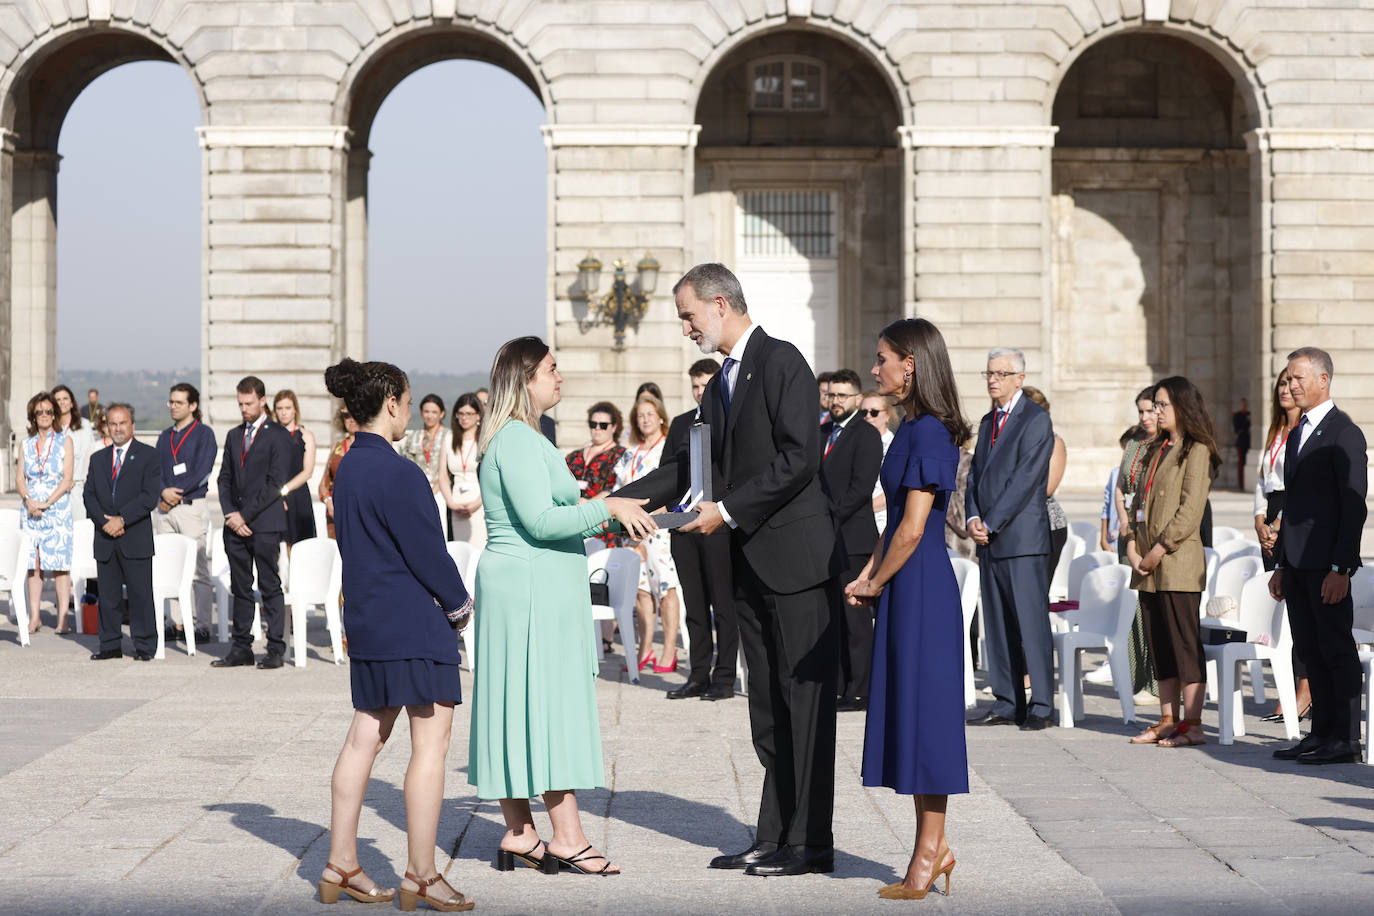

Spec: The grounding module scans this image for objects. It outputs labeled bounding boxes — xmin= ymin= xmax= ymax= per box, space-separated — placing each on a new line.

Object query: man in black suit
xmin=212 ymin=375 xmax=293 ymax=670
xmin=819 ymin=368 xmax=884 ymax=712
xmin=84 ymin=404 xmax=162 ymax=661
xmin=1270 ymin=347 xmax=1367 ymax=765
xmin=618 ymin=263 xmax=839 ymax=877
xmin=964 ymin=347 xmax=1056 ymax=731
xmin=664 ymin=357 xmax=739 ymax=702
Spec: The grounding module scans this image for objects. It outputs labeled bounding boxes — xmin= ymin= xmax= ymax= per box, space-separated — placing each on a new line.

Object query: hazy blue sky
xmin=56 ymin=60 xmax=547 ymax=373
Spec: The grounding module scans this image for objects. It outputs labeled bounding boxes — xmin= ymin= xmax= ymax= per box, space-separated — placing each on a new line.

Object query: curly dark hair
xmin=324 ymin=358 xmax=410 ymax=426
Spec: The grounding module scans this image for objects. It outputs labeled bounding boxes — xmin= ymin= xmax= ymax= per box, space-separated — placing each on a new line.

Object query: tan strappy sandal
xmin=398 ymin=871 xmax=474 ymax=912
xmin=317 ymin=862 xmax=394 ymax=904
xmin=1158 ymin=718 xmax=1206 ymax=748
xmin=1129 ymin=716 xmax=1176 ymax=745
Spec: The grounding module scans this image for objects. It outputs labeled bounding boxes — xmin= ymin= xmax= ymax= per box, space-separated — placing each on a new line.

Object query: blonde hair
xmin=628 ymin=393 xmax=669 ymax=445
xmin=479 ymin=336 xmax=551 ymax=457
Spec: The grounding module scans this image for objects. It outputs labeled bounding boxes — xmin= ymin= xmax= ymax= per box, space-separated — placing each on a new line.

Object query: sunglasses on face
xmin=589 ymin=421 xmax=612 ymax=430
xmin=34 ymin=408 xmax=53 ymax=416
xmin=861 ymin=408 xmax=884 ymax=418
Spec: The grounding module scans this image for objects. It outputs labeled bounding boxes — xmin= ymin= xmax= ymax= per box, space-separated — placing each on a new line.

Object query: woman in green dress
xmin=469 ymin=336 xmax=656 ymax=876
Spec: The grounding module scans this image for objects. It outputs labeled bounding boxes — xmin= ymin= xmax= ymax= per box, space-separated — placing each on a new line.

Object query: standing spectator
xmin=566 ymin=401 xmax=625 ymax=550
xmin=1270 ymin=348 xmax=1367 ymax=765
xmin=1255 ymin=368 xmax=1310 ymax=723
xmin=475 ymin=387 xmax=489 ymax=407
xmin=154 ymin=383 xmax=217 ymax=643
xmin=81 ymin=387 xmax=102 ymax=424
xmin=617 ymin=382 xmax=663 ymax=446
xmin=84 ymin=404 xmax=161 ymax=661
xmin=1233 ymin=397 xmax=1252 ymax=490
xmin=614 ymin=392 xmax=681 ymax=672
xmin=212 ymin=376 xmax=292 ymax=670
xmin=319 ymin=408 xmax=359 ymax=539
xmin=817 ymin=371 xmax=835 ymax=425
xmin=439 ymin=392 xmax=485 ymax=547
xmin=319 ymin=358 xmax=474 ymax=911
xmin=51 ymin=385 xmax=97 ymax=522
xmin=1022 ymin=387 xmax=1069 ymax=584
xmin=470 ymin=336 xmax=654 ymax=876
xmin=1100 ymin=427 xmax=1138 ymax=554
xmin=663 ymin=359 xmax=738 ymax=701
xmin=400 ymin=394 xmax=449 ymax=491
xmin=819 ymin=368 xmax=884 ymax=713
xmin=964 ymin=347 xmax=1055 ymax=731
xmin=94 ymin=413 xmax=112 ymax=448
xmin=1116 ymin=388 xmax=1161 ymax=702
xmin=273 ymin=390 xmax=318 ymax=550
xmin=944 ymin=445 xmax=975 ymax=562
xmin=1125 ymin=377 xmax=1219 ymax=748
xmin=859 ymin=393 xmax=897 ymax=535
xmin=16 ymin=392 xmax=75 ymax=634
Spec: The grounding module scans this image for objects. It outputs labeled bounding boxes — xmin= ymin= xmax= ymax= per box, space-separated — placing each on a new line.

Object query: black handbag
xmin=589 ymin=568 xmax=610 ymax=606
xmin=1201 ymin=624 xmax=1245 ymax=646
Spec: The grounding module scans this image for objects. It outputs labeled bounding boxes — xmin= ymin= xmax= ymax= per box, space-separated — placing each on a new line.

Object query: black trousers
xmin=1285 ymin=568 xmax=1361 ymax=743
xmin=980 ymin=553 xmax=1053 ymax=722
xmin=226 ymin=528 xmax=286 ymax=656
xmin=734 ymin=555 xmax=838 ymax=848
xmin=836 ymin=552 xmax=873 ymax=699
xmin=97 ymin=552 xmax=154 ymax=655
xmin=670 ymin=529 xmax=738 ymax=687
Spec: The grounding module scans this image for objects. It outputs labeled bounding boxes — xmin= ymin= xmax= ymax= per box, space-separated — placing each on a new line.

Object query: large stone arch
xmin=0 ymin=22 xmax=205 ymax=440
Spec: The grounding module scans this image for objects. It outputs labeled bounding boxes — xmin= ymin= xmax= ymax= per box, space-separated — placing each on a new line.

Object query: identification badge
xmin=1135 ymin=508 xmax=1145 ymax=523
xmin=172 ymin=462 xmax=187 ymax=475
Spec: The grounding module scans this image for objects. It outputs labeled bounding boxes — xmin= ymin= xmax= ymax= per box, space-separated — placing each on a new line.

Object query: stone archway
xmin=0 ymin=27 xmax=205 ymax=440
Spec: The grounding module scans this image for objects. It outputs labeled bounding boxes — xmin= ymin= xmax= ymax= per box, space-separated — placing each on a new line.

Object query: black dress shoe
xmin=1298 ymin=740 xmax=1363 ymax=765
xmin=667 ymin=681 xmax=708 ymax=700
xmin=211 ymin=648 xmax=254 ymax=668
xmin=967 ymin=710 xmax=1017 ymax=726
xmin=164 ymin=626 xmax=183 ymax=642
xmin=709 ymin=841 xmax=779 ymax=870
xmin=1019 ymin=714 xmax=1052 ymax=731
xmin=256 ymin=651 xmax=285 ymax=669
xmin=193 ymin=626 xmax=211 ymax=643
xmin=836 ymin=696 xmax=868 ymax=712
xmin=701 ymin=684 xmax=735 ymax=701
xmin=1273 ymin=733 xmax=1322 ymax=760
xmin=90 ymin=648 xmax=123 ymax=660
xmin=744 ymin=844 xmax=835 ymax=877
xmin=133 ymin=652 xmax=153 ymax=662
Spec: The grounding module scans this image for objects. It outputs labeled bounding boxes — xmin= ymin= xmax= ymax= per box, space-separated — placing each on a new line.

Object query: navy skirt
xmin=349 ymin=658 xmax=462 ymax=711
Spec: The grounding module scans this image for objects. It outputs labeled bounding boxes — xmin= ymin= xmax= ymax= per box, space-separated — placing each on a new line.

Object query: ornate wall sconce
xmin=577 ymin=252 xmax=660 ymax=350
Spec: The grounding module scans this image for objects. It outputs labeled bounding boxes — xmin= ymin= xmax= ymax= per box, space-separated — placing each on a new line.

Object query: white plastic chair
xmin=1049 ymin=532 xmax=1087 ymax=602
xmin=1211 ymin=526 xmax=1243 ymax=545
xmin=284 ymin=537 xmax=343 ymax=667
xmin=1054 ymin=564 xmax=1137 ymax=728
xmin=587 ymin=547 xmax=641 ymax=683
xmin=1069 ymin=521 xmax=1099 ymax=549
xmin=0 ymin=529 xmax=32 ymax=646
xmin=1350 ymin=567 xmax=1374 ymax=620
xmin=1205 ymin=576 xmax=1299 ymax=745
xmin=1206 ymin=554 xmax=1267 ymax=703
xmin=70 ymin=519 xmax=98 ymax=635
xmin=211 ymin=526 xmax=264 ymax=643
xmin=1201 ymin=547 xmax=1220 ymax=606
xmin=312 ymin=502 xmax=328 ymax=540
xmin=0 ymin=508 xmax=20 ymax=534
xmin=1054 ymin=550 xmax=1120 ymax=636
xmin=151 ymin=533 xmax=198 ymax=659
xmin=1213 ymin=538 xmax=1260 ymax=563
xmin=1360 ymin=648 xmax=1373 ymax=767
xmin=951 ymin=558 xmax=980 ymax=708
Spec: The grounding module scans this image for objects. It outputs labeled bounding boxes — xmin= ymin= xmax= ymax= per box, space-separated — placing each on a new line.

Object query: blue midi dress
xmin=861 ymin=414 xmax=970 ymax=795
xmin=21 ymin=431 xmax=74 ymax=570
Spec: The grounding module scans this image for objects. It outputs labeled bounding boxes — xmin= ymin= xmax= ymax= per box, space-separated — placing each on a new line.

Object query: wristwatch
xmin=1331 ymin=564 xmax=1355 ymax=576
xmin=280 ymin=485 xmax=290 ymax=497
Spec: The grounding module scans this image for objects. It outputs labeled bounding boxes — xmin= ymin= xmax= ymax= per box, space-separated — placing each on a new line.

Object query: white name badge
xmin=1135 ymin=508 xmax=1145 ymax=523
xmin=172 ymin=462 xmax=187 ymax=475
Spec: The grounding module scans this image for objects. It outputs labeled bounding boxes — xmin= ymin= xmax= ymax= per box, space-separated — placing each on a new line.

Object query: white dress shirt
xmin=1253 ymin=424 xmax=1293 ymax=517
xmin=717 ymin=322 xmax=760 ymax=530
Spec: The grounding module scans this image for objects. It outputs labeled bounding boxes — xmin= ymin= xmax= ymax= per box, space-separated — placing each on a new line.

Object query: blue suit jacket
xmin=965 ymin=396 xmax=1054 ymax=559
xmin=1275 ymin=405 xmax=1367 ymax=572
xmin=83 ymin=440 xmax=162 ymax=561
xmin=333 ymin=432 xmax=470 ymax=663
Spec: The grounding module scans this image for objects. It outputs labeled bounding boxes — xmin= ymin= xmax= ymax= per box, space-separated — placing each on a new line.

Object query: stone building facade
xmin=0 ymin=0 xmax=1368 ymax=487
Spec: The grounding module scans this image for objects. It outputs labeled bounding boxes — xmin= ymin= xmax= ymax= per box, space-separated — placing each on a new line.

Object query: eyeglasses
xmin=589 ymin=421 xmax=612 ymax=430
xmin=824 ymin=392 xmax=859 ymax=402
xmin=861 ymin=408 xmax=885 ymax=418
xmin=980 ymin=370 xmax=1020 ymax=380
xmin=33 ymin=408 xmax=53 ymax=416
xmin=1153 ymin=402 xmax=1172 ymax=411
xmin=167 ymin=400 xmax=189 ymax=408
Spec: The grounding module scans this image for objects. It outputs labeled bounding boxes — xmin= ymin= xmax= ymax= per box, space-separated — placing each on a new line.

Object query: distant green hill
xmin=53 ymin=367 xmax=490 ymax=431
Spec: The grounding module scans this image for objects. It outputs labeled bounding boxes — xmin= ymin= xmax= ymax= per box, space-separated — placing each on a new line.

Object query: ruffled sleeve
xmin=899 ymin=418 xmax=958 ymax=493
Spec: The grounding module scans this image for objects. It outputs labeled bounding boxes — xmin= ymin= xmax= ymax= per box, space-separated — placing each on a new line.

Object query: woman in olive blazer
xmin=1125 ymin=376 xmax=1221 ymax=748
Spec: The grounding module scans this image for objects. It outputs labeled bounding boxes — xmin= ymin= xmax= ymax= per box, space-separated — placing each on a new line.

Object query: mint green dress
xmin=468 ymin=420 xmax=613 ymax=799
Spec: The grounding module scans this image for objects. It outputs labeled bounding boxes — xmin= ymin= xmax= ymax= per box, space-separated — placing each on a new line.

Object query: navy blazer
xmin=217 ymin=419 xmax=292 ymax=532
xmin=965 ymin=395 xmax=1054 ymax=559
xmin=1276 ymin=404 xmax=1367 ymax=572
xmin=83 ymin=440 xmax=162 ymax=561
xmin=333 ymin=432 xmax=470 ymax=664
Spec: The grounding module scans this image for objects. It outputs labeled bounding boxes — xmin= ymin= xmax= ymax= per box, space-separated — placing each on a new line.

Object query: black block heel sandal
xmin=496 ymin=841 xmax=558 ymax=874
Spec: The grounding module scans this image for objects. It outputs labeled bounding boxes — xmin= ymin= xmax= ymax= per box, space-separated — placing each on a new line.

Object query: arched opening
xmin=1050 ymin=32 xmax=1256 ymax=486
xmin=342 ymin=29 xmax=547 ymax=390
xmin=692 ymin=29 xmax=903 ymax=375
xmin=2 ymin=31 xmax=202 ymax=440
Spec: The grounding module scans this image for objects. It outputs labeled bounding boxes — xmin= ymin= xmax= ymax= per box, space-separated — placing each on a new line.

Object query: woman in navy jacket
xmin=316 ymin=358 xmax=475 ymax=912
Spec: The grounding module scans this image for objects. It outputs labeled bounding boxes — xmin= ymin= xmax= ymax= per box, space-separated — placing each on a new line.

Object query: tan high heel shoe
xmin=879 ymin=841 xmax=956 ymax=899
xmin=316 ymin=862 xmax=394 ymax=904
xmin=398 ymin=872 xmax=474 ymax=912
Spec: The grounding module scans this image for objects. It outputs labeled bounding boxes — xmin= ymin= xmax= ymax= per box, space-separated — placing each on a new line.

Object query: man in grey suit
xmin=965 ymin=347 xmax=1056 ymax=730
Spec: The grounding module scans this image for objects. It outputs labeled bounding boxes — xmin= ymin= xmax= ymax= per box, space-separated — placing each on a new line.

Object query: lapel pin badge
xmin=746 ymin=373 xmax=752 ymax=381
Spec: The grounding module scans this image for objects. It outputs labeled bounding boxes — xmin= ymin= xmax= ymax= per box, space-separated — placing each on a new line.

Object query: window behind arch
xmin=749 ymin=56 xmax=824 ymax=111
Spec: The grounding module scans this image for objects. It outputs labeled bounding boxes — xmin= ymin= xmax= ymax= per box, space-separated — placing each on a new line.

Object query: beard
xmin=694 ymin=334 xmax=718 ymax=355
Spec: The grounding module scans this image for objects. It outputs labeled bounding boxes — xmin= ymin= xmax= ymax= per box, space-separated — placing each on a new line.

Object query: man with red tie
xmin=212 ymin=376 xmax=293 ymax=669
xmin=84 ymin=404 xmax=162 ymax=661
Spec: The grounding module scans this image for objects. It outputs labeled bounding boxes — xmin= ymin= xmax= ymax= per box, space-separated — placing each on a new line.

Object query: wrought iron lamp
xmin=577 ymin=252 xmax=660 ymax=350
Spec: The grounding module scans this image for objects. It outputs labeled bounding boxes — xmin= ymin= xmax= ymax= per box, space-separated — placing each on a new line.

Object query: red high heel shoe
xmin=637 ymin=654 xmax=656 ymax=672
xmin=653 ymin=656 xmax=678 ymax=674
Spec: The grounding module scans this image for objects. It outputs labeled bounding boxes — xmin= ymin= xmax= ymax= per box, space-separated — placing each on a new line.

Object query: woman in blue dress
xmin=15 ymin=391 xmax=75 ymax=634
xmin=846 ymin=318 xmax=971 ymax=900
